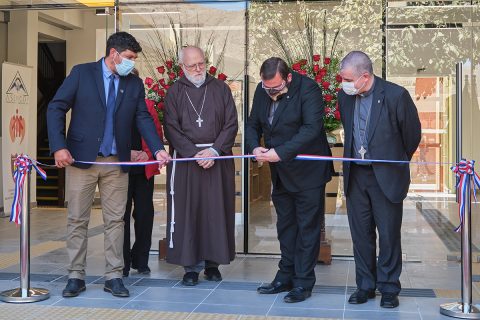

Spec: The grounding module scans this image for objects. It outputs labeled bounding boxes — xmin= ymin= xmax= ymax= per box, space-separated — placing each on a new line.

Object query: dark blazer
xmin=245 ymin=72 xmax=333 ymax=193
xmin=338 ymin=76 xmax=421 ymax=203
xmin=47 ymin=59 xmax=164 ymax=172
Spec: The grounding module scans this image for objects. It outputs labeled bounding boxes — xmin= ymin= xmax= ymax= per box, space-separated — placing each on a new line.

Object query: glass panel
xmin=386 ymin=1 xmax=479 ymax=261
xmin=247 ymin=0 xmax=383 ymax=255
xmin=118 ymin=1 xmax=246 ymax=252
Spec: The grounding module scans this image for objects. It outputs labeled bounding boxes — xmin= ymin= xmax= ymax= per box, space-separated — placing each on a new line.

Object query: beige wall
xmin=7 ymin=11 xmax=39 ymax=202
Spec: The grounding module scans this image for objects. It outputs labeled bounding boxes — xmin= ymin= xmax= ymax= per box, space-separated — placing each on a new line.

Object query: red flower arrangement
xmin=290 ymin=55 xmax=342 ymax=133
xmin=144 ymin=60 xmax=228 ymax=123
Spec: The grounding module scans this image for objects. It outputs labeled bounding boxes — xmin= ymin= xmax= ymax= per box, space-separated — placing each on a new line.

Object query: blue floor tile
xmin=268 ymin=306 xmax=344 ymax=318
xmin=135 ymin=287 xmax=211 ymax=303
xmin=204 ymin=288 xmax=277 ymax=306
xmin=195 ymin=303 xmax=268 ymax=315
xmin=123 ymin=300 xmax=198 ymax=312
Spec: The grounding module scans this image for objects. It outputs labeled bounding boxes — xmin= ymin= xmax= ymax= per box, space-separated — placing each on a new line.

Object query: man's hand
xmin=255 ymin=148 xmax=281 ymax=163
xmin=54 ymin=149 xmax=74 ymax=168
xmin=194 ymin=148 xmax=216 ymax=169
xmin=137 ymin=151 xmax=149 ymax=162
xmin=155 ymin=150 xmax=171 ymax=169
xmin=253 ymin=147 xmax=269 ymax=158
xmin=131 ymin=150 xmax=141 ymax=161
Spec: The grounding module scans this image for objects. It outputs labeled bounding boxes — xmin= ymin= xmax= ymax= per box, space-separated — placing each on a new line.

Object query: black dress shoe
xmin=136 ymin=266 xmax=151 ymax=275
xmin=348 ymin=289 xmax=376 ymax=304
xmin=182 ymin=272 xmax=199 ymax=286
xmin=257 ymin=281 xmax=292 ymax=294
xmin=204 ymin=267 xmax=222 ymax=281
xmin=62 ymin=278 xmax=86 ymax=297
xmin=380 ymin=293 xmax=399 ymax=308
xmin=283 ymin=287 xmax=312 ymax=303
xmin=104 ymin=278 xmax=130 ymax=297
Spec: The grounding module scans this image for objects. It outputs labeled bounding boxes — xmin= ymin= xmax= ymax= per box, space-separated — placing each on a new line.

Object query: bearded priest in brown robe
xmin=163 ymin=46 xmax=238 ymax=286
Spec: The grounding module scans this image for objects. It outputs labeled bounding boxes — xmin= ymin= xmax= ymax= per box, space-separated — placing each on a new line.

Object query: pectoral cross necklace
xmin=185 ymin=85 xmax=208 ymax=128
xmin=355 ymin=97 xmax=373 ymax=160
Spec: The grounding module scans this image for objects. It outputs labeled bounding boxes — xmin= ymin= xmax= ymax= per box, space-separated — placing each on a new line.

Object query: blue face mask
xmin=114 ymin=51 xmax=135 ymax=76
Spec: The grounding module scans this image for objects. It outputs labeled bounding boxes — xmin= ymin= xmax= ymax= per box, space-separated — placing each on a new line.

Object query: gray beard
xmin=183 ymin=68 xmax=206 ymax=88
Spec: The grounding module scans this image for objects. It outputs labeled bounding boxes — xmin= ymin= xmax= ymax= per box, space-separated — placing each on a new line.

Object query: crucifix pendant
xmin=196 ymin=116 xmax=203 ymax=128
xmin=359 ymin=145 xmax=367 ymax=160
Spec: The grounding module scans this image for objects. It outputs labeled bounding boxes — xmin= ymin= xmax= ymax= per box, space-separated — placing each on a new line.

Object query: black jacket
xmin=339 ymin=76 xmax=422 ymax=203
xmin=245 ymin=72 xmax=333 ymax=192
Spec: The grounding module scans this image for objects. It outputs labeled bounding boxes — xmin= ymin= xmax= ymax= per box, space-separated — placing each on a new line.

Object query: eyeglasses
xmin=183 ymin=62 xmax=206 ymax=70
xmin=262 ymin=80 xmax=287 ymax=95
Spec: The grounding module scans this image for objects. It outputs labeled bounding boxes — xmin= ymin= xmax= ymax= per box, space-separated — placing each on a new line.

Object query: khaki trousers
xmin=66 ymin=156 xmax=128 ymax=280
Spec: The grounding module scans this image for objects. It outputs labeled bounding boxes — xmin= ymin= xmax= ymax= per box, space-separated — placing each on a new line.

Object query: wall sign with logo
xmin=2 ymin=62 xmax=33 ymax=215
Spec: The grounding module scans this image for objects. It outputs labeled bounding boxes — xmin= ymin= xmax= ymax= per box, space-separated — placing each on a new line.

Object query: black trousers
xmin=123 ymin=173 xmax=155 ymax=271
xmin=347 ymin=164 xmax=403 ymax=294
xmin=272 ymin=178 xmax=325 ymax=289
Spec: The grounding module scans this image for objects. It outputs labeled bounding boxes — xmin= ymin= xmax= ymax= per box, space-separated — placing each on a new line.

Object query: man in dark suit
xmin=338 ymin=51 xmax=421 ymax=308
xmin=246 ymin=57 xmax=332 ymax=303
xmin=47 ymin=32 xmax=170 ymax=298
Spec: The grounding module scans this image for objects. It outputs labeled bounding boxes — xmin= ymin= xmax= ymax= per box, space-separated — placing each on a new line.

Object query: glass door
xmin=386 ymin=0 xmax=480 ymax=261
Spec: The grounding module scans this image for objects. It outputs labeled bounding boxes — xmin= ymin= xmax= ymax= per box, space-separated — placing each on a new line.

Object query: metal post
xmin=0 ymin=172 xmax=50 ymax=303
xmin=440 ymin=63 xmax=480 ymax=318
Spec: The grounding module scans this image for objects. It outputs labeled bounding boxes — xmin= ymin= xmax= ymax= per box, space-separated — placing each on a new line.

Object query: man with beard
xmin=163 ymin=46 xmax=238 ymax=286
xmin=245 ymin=57 xmax=332 ymax=303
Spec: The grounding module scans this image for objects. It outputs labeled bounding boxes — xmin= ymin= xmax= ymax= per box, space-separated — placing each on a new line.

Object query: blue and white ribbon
xmin=10 ymin=155 xmax=47 ymax=225
xmin=451 ymin=159 xmax=480 ymax=232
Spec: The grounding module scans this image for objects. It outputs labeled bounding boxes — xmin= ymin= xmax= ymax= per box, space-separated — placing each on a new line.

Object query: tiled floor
xmin=0 ymin=194 xmax=479 ymax=319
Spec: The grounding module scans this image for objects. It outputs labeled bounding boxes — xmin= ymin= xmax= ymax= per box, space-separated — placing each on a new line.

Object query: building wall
xmin=0 ymin=18 xmax=7 ymax=212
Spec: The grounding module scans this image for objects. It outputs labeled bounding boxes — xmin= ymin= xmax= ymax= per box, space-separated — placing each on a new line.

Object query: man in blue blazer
xmin=47 ymin=32 xmax=170 ymax=298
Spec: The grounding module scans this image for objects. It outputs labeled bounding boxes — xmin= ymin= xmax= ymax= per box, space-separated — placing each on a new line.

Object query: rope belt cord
xmin=168 ymin=143 xmax=214 ymax=249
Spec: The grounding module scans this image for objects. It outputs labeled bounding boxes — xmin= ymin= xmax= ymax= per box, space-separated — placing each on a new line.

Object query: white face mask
xmin=342 ymin=75 xmax=367 ymax=96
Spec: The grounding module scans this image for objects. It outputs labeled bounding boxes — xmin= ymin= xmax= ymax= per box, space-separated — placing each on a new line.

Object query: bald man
xmin=163 ymin=46 xmax=238 ymax=286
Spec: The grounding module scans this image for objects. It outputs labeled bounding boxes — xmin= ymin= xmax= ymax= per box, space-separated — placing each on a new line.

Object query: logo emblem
xmin=9 ymin=109 xmax=25 ymax=143
xmin=6 ymin=71 xmax=29 ymax=96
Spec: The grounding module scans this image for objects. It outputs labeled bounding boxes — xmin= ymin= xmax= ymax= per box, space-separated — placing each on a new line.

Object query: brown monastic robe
xmin=163 ymin=74 xmax=238 ymax=266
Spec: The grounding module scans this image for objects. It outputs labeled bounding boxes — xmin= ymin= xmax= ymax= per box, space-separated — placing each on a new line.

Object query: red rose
xmin=158 ymin=89 xmax=166 ymax=97
xmin=152 ymin=84 xmax=159 ymax=92
xmin=335 ymin=74 xmax=342 ymax=83
xmin=325 ymin=107 xmax=331 ymax=114
xmin=179 ymin=69 xmax=184 ymax=77
xmin=313 ymin=64 xmax=320 ymax=73
xmin=165 ymin=61 xmax=173 ymax=69
xmin=315 ymin=75 xmax=323 ymax=83
xmin=313 ymin=54 xmax=321 ymax=62
xmin=324 ymin=57 xmax=331 ymax=65
xmin=168 ymin=72 xmax=176 ymax=80
xmin=157 ymin=102 xmax=165 ymax=110
xmin=144 ymin=77 xmax=153 ymax=88
xmin=334 ymin=110 xmax=341 ymax=120
xmin=319 ymin=68 xmax=327 ymax=77
xmin=324 ymin=94 xmax=333 ymax=102
xmin=159 ymin=79 xmax=166 ymax=87
xmin=218 ymin=73 xmax=227 ymax=81
xmin=157 ymin=66 xmax=165 ymax=74
xmin=209 ymin=66 xmax=217 ymax=75
xmin=335 ymin=87 xmax=341 ymax=92
xmin=299 ymin=70 xmax=307 ymax=76
xmin=322 ymin=81 xmax=331 ymax=90
xmin=164 ymin=84 xmax=170 ymax=90
xmin=292 ymin=63 xmax=301 ymax=71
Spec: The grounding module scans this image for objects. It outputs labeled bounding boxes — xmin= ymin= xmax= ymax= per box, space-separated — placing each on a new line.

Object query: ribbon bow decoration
xmin=10 ymin=155 xmax=47 ymax=225
xmin=451 ymin=159 xmax=480 ymax=232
